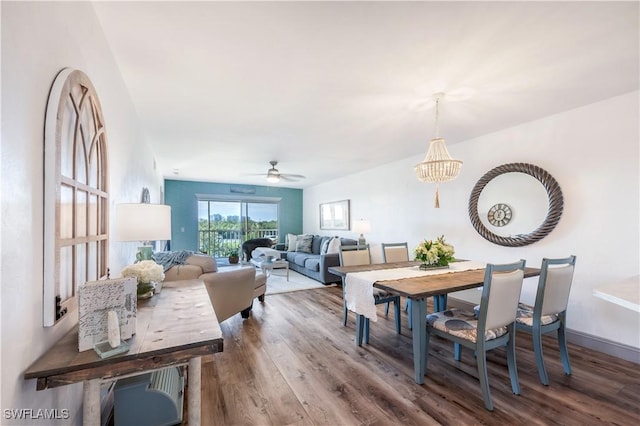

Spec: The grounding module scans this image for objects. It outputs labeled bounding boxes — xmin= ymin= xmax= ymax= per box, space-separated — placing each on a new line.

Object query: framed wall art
xmin=320 ymin=200 xmax=350 ymax=230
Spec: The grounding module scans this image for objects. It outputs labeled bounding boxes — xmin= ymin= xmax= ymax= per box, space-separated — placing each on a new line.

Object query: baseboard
xmin=565 ymin=329 xmax=640 ymax=364
xmin=447 ymin=296 xmax=640 ymax=365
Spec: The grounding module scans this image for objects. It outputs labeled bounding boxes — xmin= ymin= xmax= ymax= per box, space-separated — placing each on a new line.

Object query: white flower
xmin=122 ymin=260 xmax=165 ymax=283
xmin=414 ymin=235 xmax=455 ymax=266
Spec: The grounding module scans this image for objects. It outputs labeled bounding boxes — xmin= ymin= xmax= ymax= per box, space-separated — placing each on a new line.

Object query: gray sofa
xmin=278 ymin=235 xmax=357 ymax=284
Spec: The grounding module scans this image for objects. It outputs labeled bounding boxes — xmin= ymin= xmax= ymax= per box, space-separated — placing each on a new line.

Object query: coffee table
xmin=251 ymin=258 xmax=289 ymax=281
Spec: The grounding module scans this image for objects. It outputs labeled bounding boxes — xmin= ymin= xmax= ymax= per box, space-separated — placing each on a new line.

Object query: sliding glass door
xmin=197 ymin=199 xmax=278 ymax=257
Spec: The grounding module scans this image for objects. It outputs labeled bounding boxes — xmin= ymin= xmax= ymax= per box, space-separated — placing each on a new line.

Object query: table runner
xmin=345 ymin=260 xmax=486 ymax=321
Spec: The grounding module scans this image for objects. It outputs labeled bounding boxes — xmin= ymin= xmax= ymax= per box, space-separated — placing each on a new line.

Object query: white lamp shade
xmin=352 ymin=219 xmax=371 ymax=234
xmin=115 ymin=203 xmax=172 ymax=242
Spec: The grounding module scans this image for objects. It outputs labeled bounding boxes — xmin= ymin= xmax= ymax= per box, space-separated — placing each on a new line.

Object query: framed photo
xmin=320 ymin=200 xmax=350 ymax=230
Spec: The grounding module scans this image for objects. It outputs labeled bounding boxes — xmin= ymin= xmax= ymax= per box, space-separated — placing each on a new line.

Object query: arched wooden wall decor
xmin=468 ymin=163 xmax=563 ymax=247
xmin=43 ymin=68 xmax=109 ymax=326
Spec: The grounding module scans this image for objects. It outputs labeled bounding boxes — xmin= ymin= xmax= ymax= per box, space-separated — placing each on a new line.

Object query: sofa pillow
xmin=320 ymin=238 xmax=331 ymax=254
xmin=286 ymin=233 xmax=298 ymax=252
xmin=296 ymin=234 xmax=314 ymax=253
xmin=326 ymin=236 xmax=341 ymax=254
xmin=311 ymin=235 xmax=325 ymax=254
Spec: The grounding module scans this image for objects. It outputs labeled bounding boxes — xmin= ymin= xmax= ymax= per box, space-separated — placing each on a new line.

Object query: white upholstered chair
xmin=426 ymin=260 xmax=526 ymax=411
xmin=516 ymin=255 xmax=576 ymax=385
xmin=339 ymin=245 xmax=401 ymax=340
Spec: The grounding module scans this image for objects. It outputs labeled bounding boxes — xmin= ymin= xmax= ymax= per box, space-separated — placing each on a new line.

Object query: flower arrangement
xmin=122 ymin=260 xmax=165 ymax=296
xmin=414 ymin=235 xmax=455 ymax=268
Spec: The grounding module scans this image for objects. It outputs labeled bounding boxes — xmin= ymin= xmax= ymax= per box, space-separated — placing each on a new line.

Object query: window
xmin=43 ymin=69 xmax=109 ymax=326
xmin=197 ymin=197 xmax=279 ymax=257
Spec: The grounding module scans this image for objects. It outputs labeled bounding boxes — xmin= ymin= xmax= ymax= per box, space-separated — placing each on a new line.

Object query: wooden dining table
xmin=329 ymin=261 xmax=541 ymax=384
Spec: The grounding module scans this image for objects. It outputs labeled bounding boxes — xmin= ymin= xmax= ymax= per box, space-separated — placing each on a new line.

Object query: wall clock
xmin=487 ymin=203 xmax=512 ymax=227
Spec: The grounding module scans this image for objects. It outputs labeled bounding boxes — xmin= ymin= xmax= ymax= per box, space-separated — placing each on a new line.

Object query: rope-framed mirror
xmin=468 ymin=163 xmax=563 ymax=247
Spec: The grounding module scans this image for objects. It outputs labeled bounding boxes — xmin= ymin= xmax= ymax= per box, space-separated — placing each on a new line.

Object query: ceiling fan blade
xmin=279 ymin=175 xmax=300 ymax=182
xmin=281 ymin=173 xmax=306 ymax=179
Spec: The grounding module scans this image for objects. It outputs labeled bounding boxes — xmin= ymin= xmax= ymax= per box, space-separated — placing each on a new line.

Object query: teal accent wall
xmin=164 ymin=179 xmax=303 ymax=251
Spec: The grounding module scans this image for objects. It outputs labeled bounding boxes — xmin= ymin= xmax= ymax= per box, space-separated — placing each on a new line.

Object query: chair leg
xmin=558 ymin=323 xmax=572 ymax=377
xmin=404 ymin=298 xmax=410 ymax=312
xmin=507 ymin=332 xmax=521 ymax=395
xmin=343 ymin=303 xmax=348 ymax=327
xmin=425 ymin=328 xmax=431 ymax=369
xmin=476 ymin=349 xmax=494 ymax=411
xmin=355 ymin=314 xmax=365 ymax=346
xmin=384 ymin=301 xmax=390 ymax=316
xmin=394 ymin=297 xmax=401 ymax=334
xmin=407 ymin=300 xmax=413 ymax=330
xmin=532 ymin=325 xmax=549 ymax=385
xmin=342 ymin=280 xmax=348 ymax=326
xmin=454 ymin=343 xmax=462 ymax=361
xmin=364 ymin=317 xmax=370 ymax=344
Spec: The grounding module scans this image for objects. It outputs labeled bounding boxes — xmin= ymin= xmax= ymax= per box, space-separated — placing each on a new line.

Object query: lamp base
xmin=358 ymin=234 xmax=366 ymax=246
xmin=136 ymin=246 xmax=154 ymax=261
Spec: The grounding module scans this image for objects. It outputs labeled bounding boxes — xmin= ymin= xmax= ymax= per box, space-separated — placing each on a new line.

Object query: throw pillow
xmin=296 ymin=234 xmax=314 ymax=253
xmin=326 ymin=236 xmax=341 ymax=254
xmin=320 ymin=238 xmax=330 ymax=254
xmin=286 ymin=233 xmax=298 ymax=252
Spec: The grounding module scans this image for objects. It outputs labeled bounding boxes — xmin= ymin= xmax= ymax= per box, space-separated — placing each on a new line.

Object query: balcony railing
xmin=198 ymin=228 xmax=278 ymax=258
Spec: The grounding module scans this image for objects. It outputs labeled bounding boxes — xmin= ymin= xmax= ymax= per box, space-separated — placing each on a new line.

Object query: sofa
xmin=163 ymin=253 xmax=267 ymax=321
xmin=278 ymin=235 xmax=357 ymax=284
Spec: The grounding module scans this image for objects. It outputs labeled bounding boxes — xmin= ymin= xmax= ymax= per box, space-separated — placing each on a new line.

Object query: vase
xmin=419 ymin=263 xmax=450 ymax=271
xmin=137 ymin=282 xmax=155 ymax=299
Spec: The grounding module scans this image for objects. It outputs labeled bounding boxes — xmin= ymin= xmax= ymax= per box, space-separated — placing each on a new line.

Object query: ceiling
xmin=93 ymin=1 xmax=639 ymax=189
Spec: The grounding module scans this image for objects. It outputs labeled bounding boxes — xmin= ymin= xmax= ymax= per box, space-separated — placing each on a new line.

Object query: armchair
xmin=163 ymin=254 xmax=265 ymax=322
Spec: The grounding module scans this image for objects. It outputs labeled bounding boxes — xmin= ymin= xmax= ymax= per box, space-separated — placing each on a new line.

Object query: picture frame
xmin=320 ymin=200 xmax=350 ymax=230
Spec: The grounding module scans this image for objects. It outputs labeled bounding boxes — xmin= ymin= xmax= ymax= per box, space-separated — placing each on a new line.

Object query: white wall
xmin=1 ymin=2 xmax=162 ymax=424
xmin=304 ymin=91 xmax=640 ymax=350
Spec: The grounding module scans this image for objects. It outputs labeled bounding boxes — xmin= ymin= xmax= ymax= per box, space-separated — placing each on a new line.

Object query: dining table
xmin=329 ymin=261 xmax=541 ymax=384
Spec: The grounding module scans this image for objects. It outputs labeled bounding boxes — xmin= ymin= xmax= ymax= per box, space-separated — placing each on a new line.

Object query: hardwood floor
xmin=199 ymin=286 xmax=639 ymax=425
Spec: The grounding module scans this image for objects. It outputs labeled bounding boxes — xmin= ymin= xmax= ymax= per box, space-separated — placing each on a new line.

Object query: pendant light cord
xmin=434 ymin=97 xmax=440 ymax=138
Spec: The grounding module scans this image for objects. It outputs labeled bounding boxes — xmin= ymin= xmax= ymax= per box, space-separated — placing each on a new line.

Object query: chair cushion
xmin=515 ymin=303 xmax=558 ymax=327
xmin=373 ymin=289 xmax=396 ymax=303
xmin=427 ymin=308 xmax=508 ymax=343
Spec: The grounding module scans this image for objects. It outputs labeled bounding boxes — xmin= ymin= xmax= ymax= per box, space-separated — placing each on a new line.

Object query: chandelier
xmin=415 ymin=93 xmax=463 ymax=208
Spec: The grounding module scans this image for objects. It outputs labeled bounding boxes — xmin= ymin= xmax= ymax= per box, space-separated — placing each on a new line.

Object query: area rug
xmin=265 ymin=269 xmax=337 ymax=295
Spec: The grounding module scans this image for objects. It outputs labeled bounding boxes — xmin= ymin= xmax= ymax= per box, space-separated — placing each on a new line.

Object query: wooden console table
xmin=24 ymin=279 xmax=223 ymax=426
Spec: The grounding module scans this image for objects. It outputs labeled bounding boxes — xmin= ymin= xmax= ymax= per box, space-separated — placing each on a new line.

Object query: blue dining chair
xmin=426 ymin=260 xmax=526 ymax=411
xmin=381 ymin=242 xmax=441 ymax=330
xmin=339 ymin=244 xmax=401 ymax=341
xmin=516 ymin=255 xmax=577 ymax=385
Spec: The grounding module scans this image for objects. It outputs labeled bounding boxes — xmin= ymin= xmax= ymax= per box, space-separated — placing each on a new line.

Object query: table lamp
xmin=116 ymin=203 xmax=172 ymax=260
xmin=352 ymin=219 xmax=371 ymax=246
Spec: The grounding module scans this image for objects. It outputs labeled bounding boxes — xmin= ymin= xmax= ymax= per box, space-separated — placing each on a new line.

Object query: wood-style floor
xmin=198 ymin=286 xmax=640 ymax=426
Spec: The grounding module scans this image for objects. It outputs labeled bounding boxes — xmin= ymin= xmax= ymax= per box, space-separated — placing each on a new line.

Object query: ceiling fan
xmin=252 ymin=161 xmax=306 ymax=183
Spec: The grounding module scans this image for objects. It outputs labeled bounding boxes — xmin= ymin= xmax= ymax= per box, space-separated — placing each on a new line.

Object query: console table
xmin=24 ymin=279 xmax=223 ymax=426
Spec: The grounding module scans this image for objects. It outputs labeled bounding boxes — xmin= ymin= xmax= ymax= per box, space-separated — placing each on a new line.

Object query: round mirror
xmin=468 ymin=163 xmax=563 ymax=247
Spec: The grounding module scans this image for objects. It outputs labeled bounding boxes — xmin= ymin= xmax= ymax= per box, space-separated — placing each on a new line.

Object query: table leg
xmin=82 ymin=379 xmax=100 ymax=426
xmin=411 ymin=298 xmax=427 ymax=384
xmin=188 ymin=357 xmax=201 ymax=426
